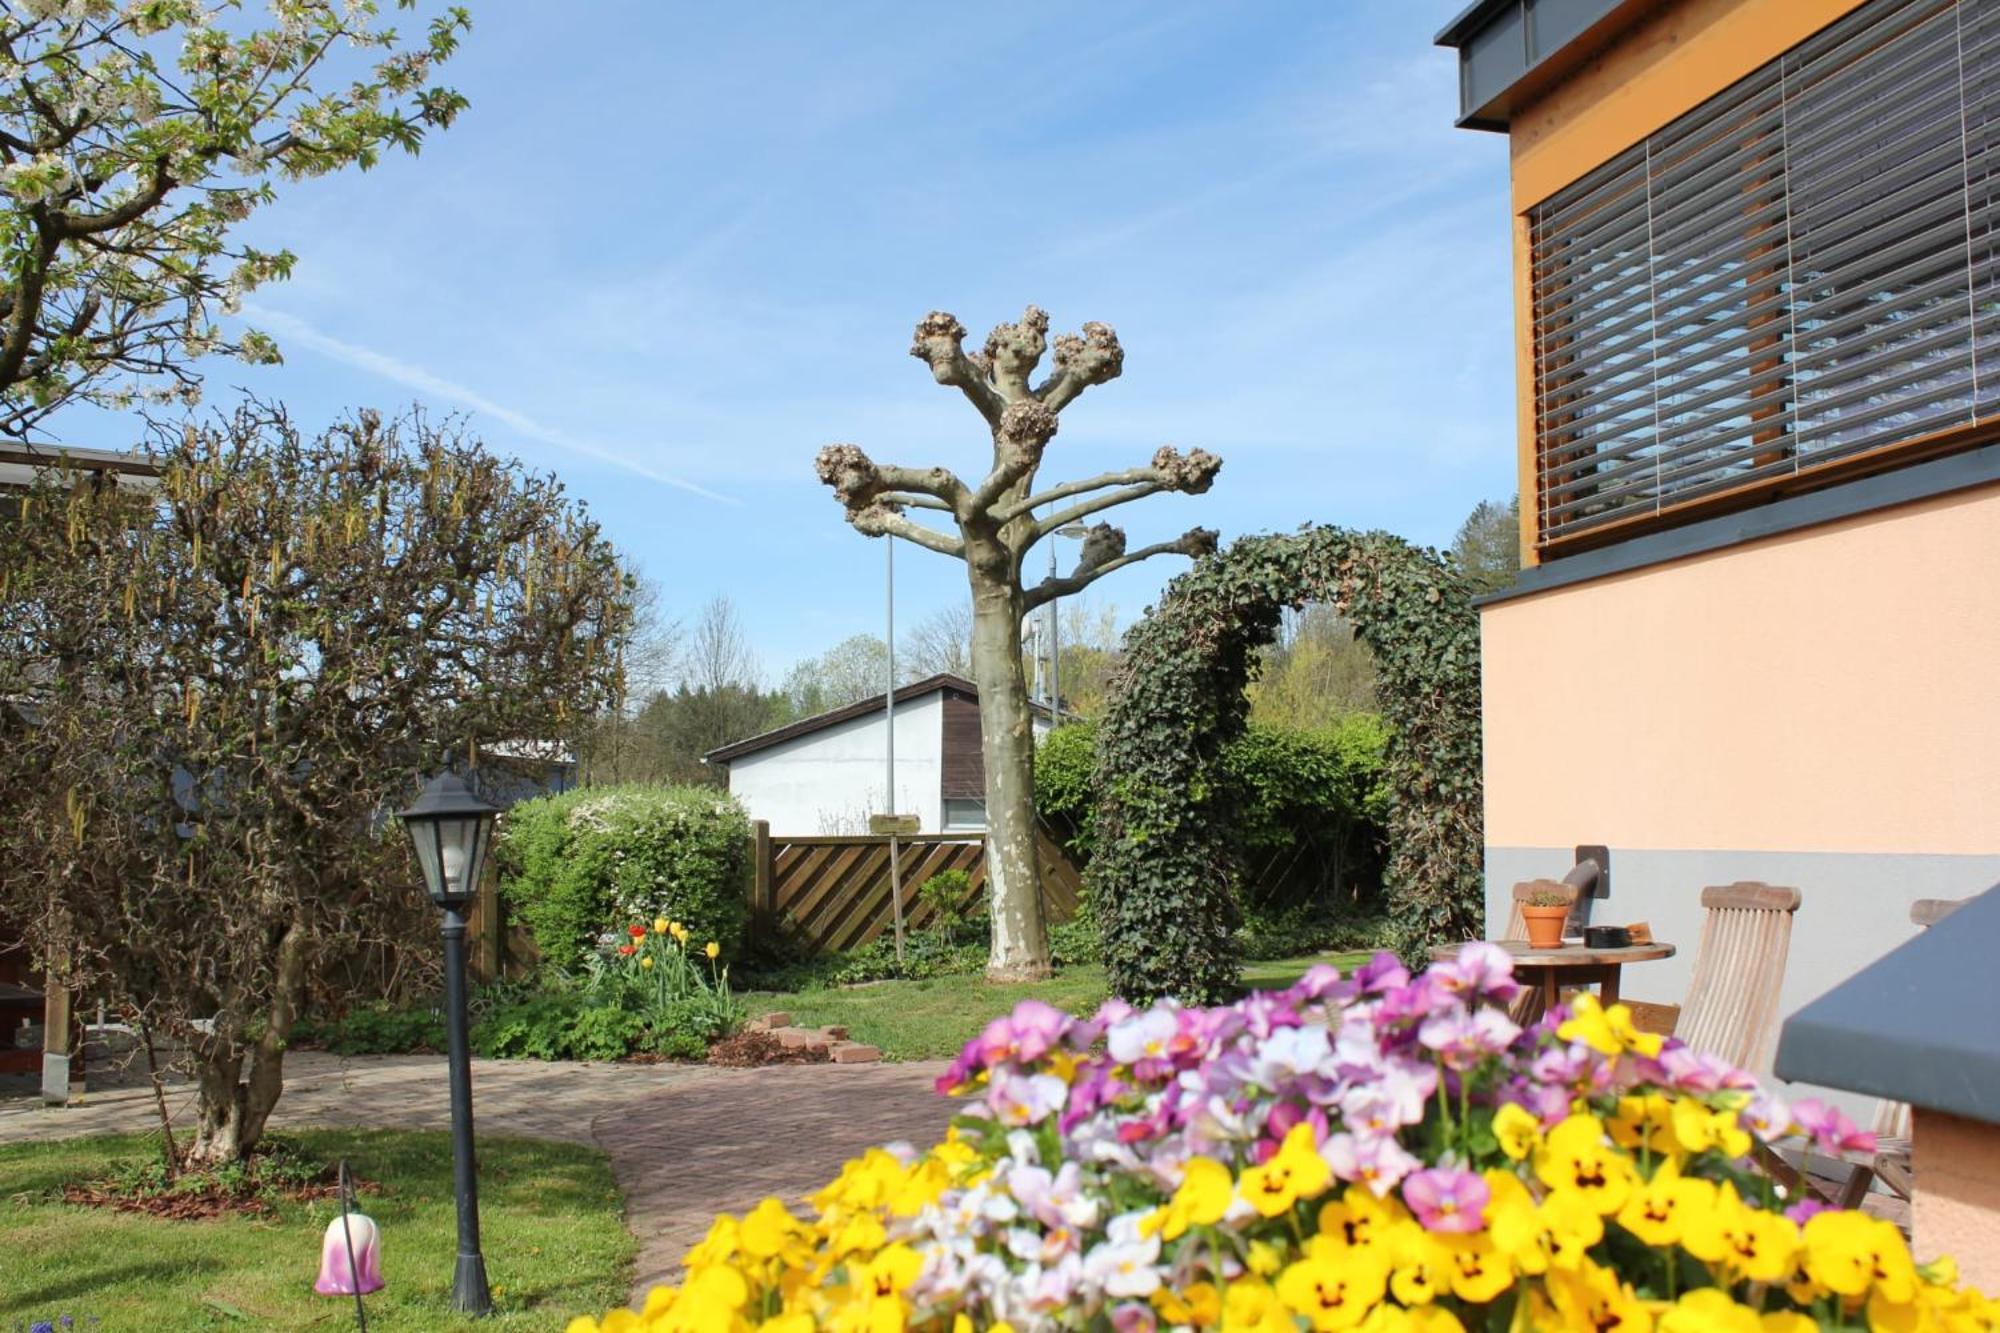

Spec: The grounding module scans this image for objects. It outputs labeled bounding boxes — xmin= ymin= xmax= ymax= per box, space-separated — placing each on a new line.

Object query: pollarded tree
xmin=816 ymin=307 xmax=1220 ymax=979
xmin=0 ymin=404 xmax=630 ymax=1165
xmin=0 ymin=0 xmax=471 ymax=434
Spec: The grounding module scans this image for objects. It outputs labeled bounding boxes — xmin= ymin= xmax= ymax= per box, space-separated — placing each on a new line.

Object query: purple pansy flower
xmin=1402 ymin=1167 xmax=1490 ymax=1233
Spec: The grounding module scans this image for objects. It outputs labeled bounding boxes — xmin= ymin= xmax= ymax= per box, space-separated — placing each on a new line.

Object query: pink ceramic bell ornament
xmin=314 ymin=1210 xmax=385 ymax=1295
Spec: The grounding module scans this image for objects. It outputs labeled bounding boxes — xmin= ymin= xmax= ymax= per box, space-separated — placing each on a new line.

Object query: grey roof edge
xmin=1476 ymin=441 xmax=2000 ymax=609
xmin=702 ymin=673 xmax=1053 ymax=766
xmin=1773 ymin=883 xmax=2000 ymax=1122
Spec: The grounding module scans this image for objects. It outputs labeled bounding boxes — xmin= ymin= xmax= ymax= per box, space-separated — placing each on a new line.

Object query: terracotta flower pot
xmin=1520 ymin=903 xmax=1569 ymax=949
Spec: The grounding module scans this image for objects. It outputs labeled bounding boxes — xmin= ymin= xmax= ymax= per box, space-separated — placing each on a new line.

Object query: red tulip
xmin=627 ymin=923 xmax=647 ymax=939
xmin=617 ymin=944 xmax=636 ymax=956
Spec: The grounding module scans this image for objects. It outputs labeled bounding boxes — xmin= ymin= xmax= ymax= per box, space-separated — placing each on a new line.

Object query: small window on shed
xmin=942 ymin=798 xmax=987 ymax=831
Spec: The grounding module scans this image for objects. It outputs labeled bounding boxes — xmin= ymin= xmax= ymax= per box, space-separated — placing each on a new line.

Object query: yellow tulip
xmin=640 ymin=956 xmax=655 ymax=970
xmin=706 ymin=941 xmax=721 ymax=959
xmin=654 ymin=916 xmax=671 ymax=935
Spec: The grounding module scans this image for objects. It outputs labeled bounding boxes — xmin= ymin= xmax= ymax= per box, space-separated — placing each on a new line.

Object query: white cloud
xmin=241 ymin=304 xmax=739 ymax=505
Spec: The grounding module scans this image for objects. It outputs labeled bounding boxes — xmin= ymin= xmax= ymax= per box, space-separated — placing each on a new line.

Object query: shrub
xmin=571 ymin=947 xmax=1988 ymax=1332
xmin=293 ymin=1000 xmax=445 ymax=1056
xmin=917 ymin=869 xmax=975 ymax=935
xmin=1235 ymin=900 xmax=1395 ymax=960
xmin=497 ymin=784 xmax=752 ymax=970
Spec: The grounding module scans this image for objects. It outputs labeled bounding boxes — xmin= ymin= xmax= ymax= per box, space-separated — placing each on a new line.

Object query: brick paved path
xmin=599 ymin=1062 xmax=955 ymax=1300
xmin=1 ymin=1049 xmax=955 ymax=1303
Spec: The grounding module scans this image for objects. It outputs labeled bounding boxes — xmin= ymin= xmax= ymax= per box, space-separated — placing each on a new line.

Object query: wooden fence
xmin=747 ymin=822 xmax=1082 ymax=955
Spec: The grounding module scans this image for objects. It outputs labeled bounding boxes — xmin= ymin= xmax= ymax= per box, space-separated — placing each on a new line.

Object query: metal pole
xmin=440 ymin=907 xmax=491 ymax=1316
xmin=885 ymin=538 xmax=905 ymax=963
xmin=1045 ymin=522 xmax=1061 ymax=720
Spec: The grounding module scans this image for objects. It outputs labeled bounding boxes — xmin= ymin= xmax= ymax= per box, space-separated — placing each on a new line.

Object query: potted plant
xmin=1519 ymin=886 xmax=1572 ymax=947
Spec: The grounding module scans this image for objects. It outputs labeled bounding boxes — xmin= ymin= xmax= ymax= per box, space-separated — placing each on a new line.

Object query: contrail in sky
xmin=244 ymin=304 xmax=737 ymax=505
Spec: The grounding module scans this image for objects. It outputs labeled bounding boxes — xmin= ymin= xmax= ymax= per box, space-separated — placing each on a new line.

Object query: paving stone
xmin=754 ymin=1012 xmax=792 ymax=1031
xmin=820 ymin=1026 xmax=850 ymax=1041
xmin=830 ymin=1044 xmax=882 ymax=1064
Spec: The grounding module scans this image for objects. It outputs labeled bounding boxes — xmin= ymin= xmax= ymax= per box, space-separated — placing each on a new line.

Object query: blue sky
xmin=77 ymin=2 xmax=1516 ymax=679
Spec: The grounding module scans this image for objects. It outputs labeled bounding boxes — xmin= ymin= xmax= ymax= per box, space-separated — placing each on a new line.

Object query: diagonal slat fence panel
xmin=749 ymin=824 xmax=1079 ymax=956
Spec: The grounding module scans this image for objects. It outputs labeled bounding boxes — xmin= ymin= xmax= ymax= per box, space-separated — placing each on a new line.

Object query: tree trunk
xmin=968 ymin=575 xmax=1050 ymax=980
xmin=185 ymin=922 xmax=308 ymax=1166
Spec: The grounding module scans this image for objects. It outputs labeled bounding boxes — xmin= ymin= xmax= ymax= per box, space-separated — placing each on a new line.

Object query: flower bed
xmin=569 ymin=946 xmax=1996 ymax=1331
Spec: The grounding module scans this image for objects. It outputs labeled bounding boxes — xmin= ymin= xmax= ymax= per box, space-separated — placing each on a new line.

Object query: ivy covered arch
xmin=1090 ymin=527 xmax=1484 ymax=1002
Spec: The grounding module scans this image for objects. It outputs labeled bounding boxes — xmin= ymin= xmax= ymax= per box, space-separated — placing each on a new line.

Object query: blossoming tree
xmin=0 ymin=405 xmax=629 ymax=1166
xmin=0 ymin=0 xmax=471 ymax=434
xmin=816 ymin=307 xmax=1221 ymax=980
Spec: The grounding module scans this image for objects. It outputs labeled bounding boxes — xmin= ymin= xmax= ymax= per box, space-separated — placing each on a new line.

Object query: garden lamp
xmin=396 ymin=766 xmax=498 ymax=1316
xmin=398 ymin=769 xmax=497 ymax=909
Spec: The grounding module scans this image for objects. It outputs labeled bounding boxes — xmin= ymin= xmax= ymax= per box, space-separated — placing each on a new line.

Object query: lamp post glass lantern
xmin=397 ymin=769 xmax=499 ymax=1316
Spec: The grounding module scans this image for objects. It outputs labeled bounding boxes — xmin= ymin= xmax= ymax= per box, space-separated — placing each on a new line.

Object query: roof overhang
xmin=1435 ymin=0 xmax=1661 ymax=132
xmin=0 ymin=442 xmax=160 ymax=491
xmin=703 ymin=673 xmax=1052 ymax=767
xmin=1774 ymin=883 xmax=2000 ymax=1122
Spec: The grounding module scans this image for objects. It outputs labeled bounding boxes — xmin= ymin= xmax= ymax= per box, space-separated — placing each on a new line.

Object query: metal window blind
xmin=1529 ymin=0 xmax=2000 ymax=547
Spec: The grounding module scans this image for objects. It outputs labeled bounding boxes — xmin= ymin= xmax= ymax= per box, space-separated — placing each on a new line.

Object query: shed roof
xmin=703 ymin=673 xmax=1049 ymax=766
xmin=1773 ymin=883 xmax=2000 ymax=1122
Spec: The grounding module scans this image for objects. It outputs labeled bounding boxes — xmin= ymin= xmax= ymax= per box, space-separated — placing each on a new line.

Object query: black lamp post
xmin=396 ymin=768 xmax=499 ymax=1317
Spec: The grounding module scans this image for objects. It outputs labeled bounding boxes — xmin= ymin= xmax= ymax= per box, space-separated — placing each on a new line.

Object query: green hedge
xmin=1038 ymin=715 xmax=1390 ymax=914
xmin=496 ymin=784 xmax=752 ymax=970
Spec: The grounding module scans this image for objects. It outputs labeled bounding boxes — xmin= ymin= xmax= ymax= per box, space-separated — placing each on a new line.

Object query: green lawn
xmin=0 ymin=1129 xmax=632 ymax=1331
xmin=749 ymin=951 xmax=1373 ymax=1061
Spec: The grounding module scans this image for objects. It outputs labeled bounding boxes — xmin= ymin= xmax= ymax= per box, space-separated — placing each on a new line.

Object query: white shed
xmin=704 ymin=674 xmax=1052 ymax=836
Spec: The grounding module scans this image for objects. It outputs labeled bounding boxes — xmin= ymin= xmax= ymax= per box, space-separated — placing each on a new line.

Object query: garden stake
xmin=339 ymin=1161 xmax=368 ymax=1333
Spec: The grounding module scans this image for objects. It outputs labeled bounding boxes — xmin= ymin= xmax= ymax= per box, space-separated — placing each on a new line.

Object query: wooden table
xmin=1430 ymin=940 xmax=1676 ymax=1023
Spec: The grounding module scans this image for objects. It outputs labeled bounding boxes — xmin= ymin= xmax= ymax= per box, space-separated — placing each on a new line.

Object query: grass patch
xmin=748 ymin=952 xmax=1375 ymax=1061
xmin=0 ymin=1128 xmax=632 ymax=1331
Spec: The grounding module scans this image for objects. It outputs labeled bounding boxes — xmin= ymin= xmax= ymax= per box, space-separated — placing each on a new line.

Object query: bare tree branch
xmin=909 ymin=312 xmax=1005 ymax=427
xmin=1036 ymin=321 xmax=1125 ymax=412
xmin=1030 ymin=483 xmax=1164 ymax=540
xmin=1023 ymin=526 xmax=1219 ymax=611
xmin=850 ymin=504 xmax=965 ymax=558
xmin=970 ymin=400 xmax=1059 ymax=511
xmin=995 ymin=466 xmax=1160 ymax=524
xmin=981 ymin=306 xmax=1050 ymax=401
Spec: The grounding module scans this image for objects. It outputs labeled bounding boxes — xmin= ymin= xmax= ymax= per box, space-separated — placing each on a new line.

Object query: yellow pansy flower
xmin=1222 ymin=1278 xmax=1296 ymax=1333
xmin=1670 ymin=1095 xmax=1751 ymax=1158
xmin=1557 ymin=993 xmax=1664 ymax=1059
xmin=1276 ymin=1238 xmax=1389 ymax=1331
xmin=1802 ymin=1210 xmax=1918 ymax=1302
xmin=1534 ymin=1114 xmax=1637 ymax=1214
xmin=1387 ymin=1226 xmax=1452 ymax=1306
xmin=1607 ymin=1093 xmax=1676 ymax=1155
xmin=1153 ymin=1281 xmax=1222 ymax=1328
xmin=1245 ymin=1240 xmax=1284 ymax=1277
xmin=1437 ymin=1232 xmax=1513 ymax=1304
xmin=1614 ymin=1158 xmax=1715 ymax=1248
xmin=1546 ymin=1261 xmax=1654 ymax=1333
xmin=740 ymin=1197 xmax=807 ymax=1261
xmin=1148 ymin=1155 xmax=1234 ymax=1239
xmin=1240 ymin=1123 xmax=1332 ymax=1218
xmin=1316 ymin=1186 xmax=1402 ymax=1254
xmin=1492 ymin=1101 xmax=1543 ymax=1160
xmin=1658 ymin=1289 xmax=1762 ymax=1333
xmin=1540 ymin=1186 xmax=1606 ymax=1270
xmin=1680 ymin=1180 xmax=1799 ymax=1282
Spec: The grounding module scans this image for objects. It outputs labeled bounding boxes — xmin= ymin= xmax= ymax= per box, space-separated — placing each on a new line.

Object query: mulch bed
xmin=707 ymin=1030 xmax=831 ymax=1067
xmin=61 ymin=1164 xmax=379 ymax=1221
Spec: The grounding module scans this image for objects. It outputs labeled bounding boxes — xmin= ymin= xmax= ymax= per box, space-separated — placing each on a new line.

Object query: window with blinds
xmin=1530 ymin=0 xmax=2000 ymax=551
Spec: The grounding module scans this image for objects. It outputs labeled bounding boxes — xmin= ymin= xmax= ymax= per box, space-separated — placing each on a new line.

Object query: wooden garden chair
xmin=1499 ymin=879 xmax=1580 ymax=942
xmin=1671 ymin=882 xmax=1802 ymax=1072
xmin=1830 ymin=896 xmax=1968 ymax=1209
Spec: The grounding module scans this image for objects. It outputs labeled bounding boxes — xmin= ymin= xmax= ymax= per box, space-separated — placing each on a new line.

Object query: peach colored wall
xmin=1914 ymin=1108 xmax=2000 ymax=1292
xmin=1484 ymin=483 xmax=2000 ymax=857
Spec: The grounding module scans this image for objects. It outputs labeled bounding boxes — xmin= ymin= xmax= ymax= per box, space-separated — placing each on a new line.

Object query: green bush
xmin=917 ymin=868 xmax=974 ymax=934
xmin=1039 ymin=715 xmax=1391 ymax=914
xmin=294 ymin=1000 xmax=445 ymax=1055
xmin=1235 ymin=902 xmax=1395 ymax=961
xmin=496 ymin=783 xmax=752 ymax=970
